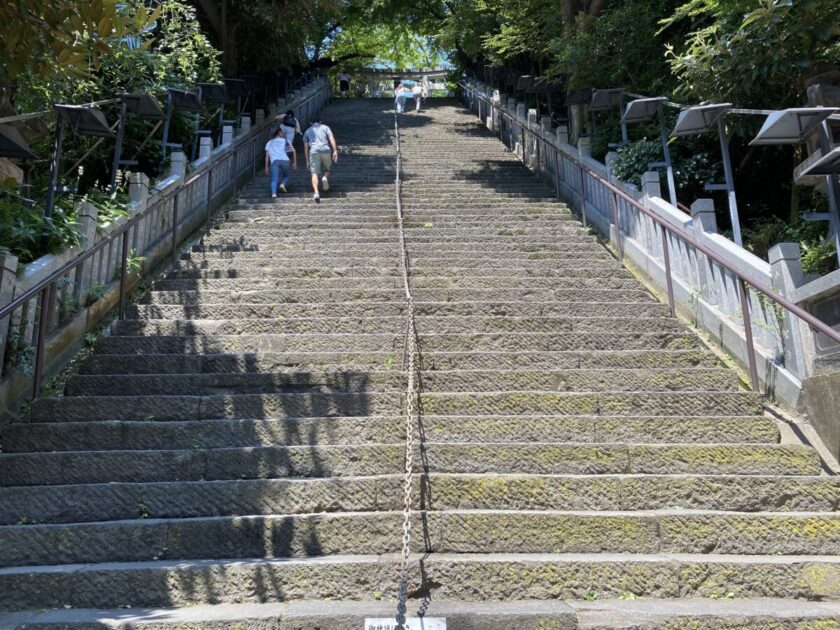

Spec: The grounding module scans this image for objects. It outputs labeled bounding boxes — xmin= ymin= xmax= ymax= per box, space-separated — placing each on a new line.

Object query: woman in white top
xmin=264 ymin=127 xmax=297 ymax=197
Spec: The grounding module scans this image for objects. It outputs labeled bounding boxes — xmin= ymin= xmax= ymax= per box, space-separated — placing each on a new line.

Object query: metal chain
xmin=393 ymin=111 xmax=418 ymax=630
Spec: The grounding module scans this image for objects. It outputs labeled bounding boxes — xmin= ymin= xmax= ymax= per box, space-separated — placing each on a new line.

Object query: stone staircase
xmin=1 ymin=98 xmax=839 ymax=628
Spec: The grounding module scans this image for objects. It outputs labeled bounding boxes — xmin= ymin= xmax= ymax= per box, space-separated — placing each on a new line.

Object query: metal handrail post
xmin=738 ymin=278 xmax=761 ymax=390
xmin=32 ymin=283 xmax=53 ymax=397
xmin=170 ymin=193 xmax=179 ymax=267
xmin=611 ymin=191 xmax=623 ymax=261
xmin=660 ymin=225 xmax=676 ymax=316
xmin=118 ymin=228 xmax=130 ymax=320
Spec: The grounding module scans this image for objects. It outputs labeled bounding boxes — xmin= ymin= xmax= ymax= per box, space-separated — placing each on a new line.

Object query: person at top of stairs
xmin=263 ymin=127 xmax=296 ymax=198
xmin=303 ymin=114 xmax=338 ymax=203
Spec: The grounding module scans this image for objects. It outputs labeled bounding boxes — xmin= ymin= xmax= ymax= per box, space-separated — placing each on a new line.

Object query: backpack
xmin=282 ymin=113 xmax=297 ymax=128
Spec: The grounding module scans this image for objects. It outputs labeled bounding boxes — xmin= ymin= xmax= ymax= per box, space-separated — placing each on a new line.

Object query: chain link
xmin=393 ymin=111 xmax=418 ymax=630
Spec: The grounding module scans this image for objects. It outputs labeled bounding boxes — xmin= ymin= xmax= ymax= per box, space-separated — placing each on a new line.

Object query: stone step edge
xmin=0 ymin=600 xmax=579 ymax=629
xmin=13 ymin=598 xmax=840 ymax=628
xmin=5 ymin=551 xmax=840 ymax=577
xmin=0 ymin=470 xmax=828 ymax=493
xmin=9 ymin=507 xmax=840 ymax=530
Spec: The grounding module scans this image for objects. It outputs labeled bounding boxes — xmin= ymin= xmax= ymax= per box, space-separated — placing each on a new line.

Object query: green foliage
xmin=663 ymin=0 xmax=840 ymax=107
xmin=0 ymin=193 xmax=84 ymax=264
xmin=549 ymin=0 xmax=681 ymax=93
xmin=741 ymin=216 xmax=838 ymax=276
xmin=610 ymin=138 xmax=717 ymax=201
xmin=0 ymin=1 xmax=159 ymax=81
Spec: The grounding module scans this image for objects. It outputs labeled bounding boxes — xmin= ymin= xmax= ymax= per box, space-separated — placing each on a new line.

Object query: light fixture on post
xmin=160 ymin=88 xmax=202 ymax=168
xmin=751 ymin=107 xmax=840 ymax=265
xmin=223 ymin=78 xmax=248 ymax=127
xmin=111 ymin=94 xmax=165 ymax=190
xmin=621 ymin=97 xmax=678 ymax=207
xmin=671 ymin=103 xmax=744 ymax=245
xmin=195 ymin=83 xmax=229 ymax=160
xmin=589 ymin=88 xmax=628 ymax=145
xmin=0 ymin=123 xmax=36 ymax=159
xmin=45 ymin=105 xmax=114 ymax=219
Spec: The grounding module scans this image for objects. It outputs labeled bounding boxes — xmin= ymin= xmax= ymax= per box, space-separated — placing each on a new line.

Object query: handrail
xmin=460 ymin=81 xmax=840 ymax=390
xmin=0 ymin=79 xmax=329 ymax=398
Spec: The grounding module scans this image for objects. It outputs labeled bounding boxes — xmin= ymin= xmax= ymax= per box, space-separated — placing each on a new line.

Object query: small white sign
xmin=364 ymin=618 xmax=446 ymax=630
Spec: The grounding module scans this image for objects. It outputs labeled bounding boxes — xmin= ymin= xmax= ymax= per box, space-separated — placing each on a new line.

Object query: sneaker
xmin=313 ymin=193 xmax=320 ymax=203
xmin=279 ymin=184 xmax=287 ymax=193
xmin=271 ymin=193 xmax=277 ymax=199
xmin=321 ymin=176 xmax=330 ymax=191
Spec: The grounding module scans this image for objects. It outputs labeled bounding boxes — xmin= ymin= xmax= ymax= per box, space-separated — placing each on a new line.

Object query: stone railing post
xmin=556 ymin=125 xmax=569 ymax=145
xmin=640 ymin=171 xmax=662 ymax=253
xmin=238 ymin=115 xmax=251 ymax=136
xmin=129 ymin=172 xmax=150 ymax=253
xmin=169 ymin=151 xmax=187 ymax=181
xmin=690 ymin=199 xmax=720 ymax=309
xmin=769 ymin=243 xmax=812 ymax=379
xmin=578 ymin=136 xmax=592 ymax=160
xmin=199 ymin=137 xmax=213 ymax=160
xmin=222 ymin=125 xmax=234 ymax=147
xmin=73 ymin=202 xmax=98 ymax=305
xmin=255 ymin=109 xmax=265 ymax=126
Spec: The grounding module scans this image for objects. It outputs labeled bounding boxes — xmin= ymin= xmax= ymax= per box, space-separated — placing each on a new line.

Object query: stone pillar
xmin=199 ymin=137 xmax=213 ymax=160
xmin=769 ymin=243 xmax=812 ymax=379
xmin=73 ymin=202 xmax=98 ymax=304
xmin=222 ymin=125 xmax=234 ymax=147
xmin=541 ymin=116 xmax=552 ymax=133
xmin=641 ymin=171 xmax=661 ymax=199
xmin=641 ymin=171 xmax=662 ymax=254
xmin=690 ymin=199 xmax=720 ymax=306
xmin=238 ymin=115 xmax=251 ymax=135
xmin=255 ymin=109 xmax=265 ymax=126
xmin=169 ymin=151 xmax=187 ymax=180
xmin=605 ymin=151 xmax=618 ymax=181
xmin=0 ymin=252 xmax=18 ymax=371
xmin=578 ymin=136 xmax=592 ymax=160
xmin=128 ymin=173 xmax=150 ymax=253
xmin=556 ymin=125 xmax=570 ymax=145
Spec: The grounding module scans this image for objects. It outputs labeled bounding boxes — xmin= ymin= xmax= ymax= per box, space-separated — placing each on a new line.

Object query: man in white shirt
xmin=264 ymin=127 xmax=297 ymax=198
xmin=339 ymin=72 xmax=350 ymax=97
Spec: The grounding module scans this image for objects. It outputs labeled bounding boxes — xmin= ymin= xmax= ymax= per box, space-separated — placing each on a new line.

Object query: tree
xmin=662 ymin=0 xmax=840 ymax=107
xmin=0 ymin=1 xmax=159 ymax=83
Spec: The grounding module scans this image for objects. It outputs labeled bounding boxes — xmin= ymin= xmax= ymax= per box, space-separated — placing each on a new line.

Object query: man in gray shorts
xmin=303 ymin=116 xmax=339 ymax=203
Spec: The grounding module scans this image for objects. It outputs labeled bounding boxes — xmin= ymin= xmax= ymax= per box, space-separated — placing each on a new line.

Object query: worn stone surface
xmin=0 ymin=98 xmax=834 ymax=619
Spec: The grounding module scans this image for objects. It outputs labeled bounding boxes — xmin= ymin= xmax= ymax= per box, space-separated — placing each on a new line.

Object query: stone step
xmin=6 ymin=598 xmax=840 ymax=630
xmin=64 ymin=368 xmax=739 ymax=397
xmin=3 ymin=552 xmax=840 ymax=610
xmin=166 ymin=266 xmax=633 ymax=279
xmin=141 ymin=288 xmax=655 ymax=305
xmin=92 ymin=332 xmax=700 ymax=355
xmin=29 ymin=388 xmax=752 ymax=423
xmin=1 ymin=442 xmax=813 ymax=487
xmin=126 ymin=301 xmax=671 ymax=320
xmin=0 ymin=600 xmax=585 ymax=629
xmin=178 ymin=254 xmax=622 ymax=269
xmin=2 ymin=414 xmax=777 ymax=454
xmin=1 ymin=472 xmax=833 ymax=526
xmin=6 ymin=509 xmax=840 ymax=568
xmin=151 ymin=276 xmax=642 ymax=292
xmin=79 ymin=349 xmax=717 ymax=375
xmin=112 ymin=315 xmax=684 ymax=337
